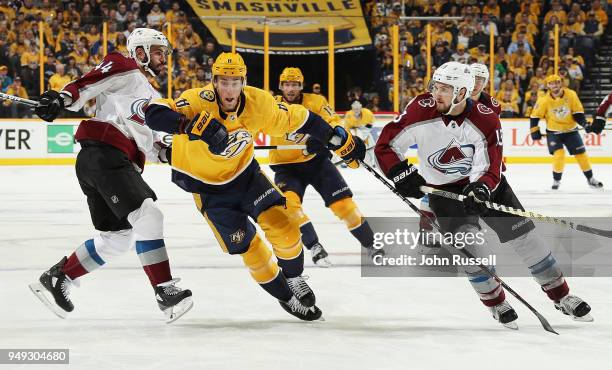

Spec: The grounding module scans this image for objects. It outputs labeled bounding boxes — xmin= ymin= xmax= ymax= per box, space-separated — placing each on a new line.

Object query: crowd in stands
xmin=0 ymin=0 xmax=221 ymax=117
xmin=364 ymin=0 xmax=609 ymax=116
xmin=0 ymin=0 xmax=609 ymax=118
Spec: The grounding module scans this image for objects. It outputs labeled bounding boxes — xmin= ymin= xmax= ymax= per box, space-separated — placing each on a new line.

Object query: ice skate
xmin=310 ymin=242 xmax=332 ymax=267
xmin=552 ymin=180 xmax=561 ymax=190
xmin=588 ymin=177 xmax=603 ymax=189
xmin=489 ymin=300 xmax=519 ymax=330
xmin=154 ymin=278 xmax=193 ymax=324
xmin=286 ymin=275 xmax=316 ymax=307
xmin=29 ymin=256 xmax=75 ymax=319
xmin=555 ymin=294 xmax=593 ymax=322
xmin=279 ymin=296 xmax=323 ymax=321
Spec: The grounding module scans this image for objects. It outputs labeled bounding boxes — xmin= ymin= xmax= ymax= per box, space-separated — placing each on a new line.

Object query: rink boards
xmin=1 ymin=115 xmax=611 ymax=165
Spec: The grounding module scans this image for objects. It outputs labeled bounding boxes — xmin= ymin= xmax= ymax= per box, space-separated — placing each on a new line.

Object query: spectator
xmin=312 ymin=83 xmax=322 ymax=95
xmin=564 ymin=56 xmax=583 ymax=91
xmin=146 ymin=4 xmax=165 ymax=27
xmin=48 ymin=64 xmax=71 ymax=91
xmin=3 ymin=76 xmax=29 ymax=117
xmin=507 ymin=33 xmax=533 ymax=55
xmin=0 ymin=65 xmax=12 ymax=92
xmin=451 ymin=44 xmax=470 ymax=64
xmin=432 ymin=41 xmax=451 ymax=67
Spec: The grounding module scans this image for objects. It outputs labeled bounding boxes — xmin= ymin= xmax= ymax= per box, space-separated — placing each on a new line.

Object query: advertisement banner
xmin=1 ymin=117 xmax=611 ymax=164
xmin=185 ymin=0 xmax=372 ymax=54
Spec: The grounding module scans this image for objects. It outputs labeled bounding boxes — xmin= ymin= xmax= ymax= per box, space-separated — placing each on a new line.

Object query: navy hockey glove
xmin=181 ymin=112 xmax=228 ymax=155
xmin=35 ymin=90 xmax=64 ymax=122
xmin=327 ymin=126 xmax=366 ymax=168
xmin=387 ymin=160 xmax=426 ymax=199
xmin=462 ymin=182 xmax=490 ymax=216
xmin=530 ymin=127 xmax=543 ymax=141
xmin=304 ymin=136 xmax=329 ymax=156
xmin=588 ymin=117 xmax=606 ymax=134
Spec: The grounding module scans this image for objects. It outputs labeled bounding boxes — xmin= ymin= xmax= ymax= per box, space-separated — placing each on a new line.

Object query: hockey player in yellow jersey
xmin=268 ymin=67 xmax=382 ymax=267
xmin=145 ymin=53 xmax=366 ymax=321
xmin=530 ymin=74 xmax=603 ymax=190
xmin=344 ymin=100 xmax=377 ymax=168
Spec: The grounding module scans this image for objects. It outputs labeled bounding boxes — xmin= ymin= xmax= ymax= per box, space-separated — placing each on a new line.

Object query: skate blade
xmin=28 ymin=282 xmax=68 ymax=319
xmin=314 ymin=257 xmax=332 ymax=268
xmin=572 ymin=313 xmax=594 ymax=322
xmin=164 ymin=296 xmax=194 ymax=324
xmin=502 ymin=321 xmax=519 ymax=330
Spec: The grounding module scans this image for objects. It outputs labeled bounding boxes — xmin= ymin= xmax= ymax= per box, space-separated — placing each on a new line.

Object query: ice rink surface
xmin=1 ymin=163 xmax=611 ymax=370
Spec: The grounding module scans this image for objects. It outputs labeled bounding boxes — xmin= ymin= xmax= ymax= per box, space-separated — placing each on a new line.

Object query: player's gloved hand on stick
xmin=588 ymin=118 xmax=606 ymax=135
xmin=303 ymin=136 xmax=329 ymax=156
xmin=35 ymin=90 xmax=64 ymax=122
xmin=181 ymin=112 xmax=228 ymax=155
xmin=327 ymin=126 xmax=366 ymax=168
xmin=387 ymin=160 xmax=426 ymax=199
xmin=462 ymin=182 xmax=490 ymax=215
xmin=530 ymin=127 xmax=543 ymax=141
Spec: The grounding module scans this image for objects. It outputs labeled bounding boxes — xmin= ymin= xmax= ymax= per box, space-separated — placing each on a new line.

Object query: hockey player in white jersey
xmin=29 ymin=28 xmax=193 ymax=323
xmin=375 ymin=61 xmax=592 ymax=329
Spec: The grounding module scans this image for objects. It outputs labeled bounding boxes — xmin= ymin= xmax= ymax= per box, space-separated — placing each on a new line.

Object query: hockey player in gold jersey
xmin=268 ymin=67 xmax=381 ymax=267
xmin=343 ymin=100 xmax=377 ymax=168
xmin=530 ymin=74 xmax=603 ymax=190
xmin=145 ymin=53 xmax=366 ymax=321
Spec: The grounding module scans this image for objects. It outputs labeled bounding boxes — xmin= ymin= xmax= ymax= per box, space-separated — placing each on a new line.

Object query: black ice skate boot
xmin=154 ymin=278 xmax=193 ymax=324
xmin=279 ymin=296 xmax=323 ymax=321
xmin=310 ymin=242 xmax=332 ymax=267
xmin=29 ymin=256 xmax=75 ymax=319
xmin=489 ymin=300 xmax=519 ymax=330
xmin=555 ymin=294 xmax=593 ymax=322
xmin=286 ymin=275 xmax=316 ymax=307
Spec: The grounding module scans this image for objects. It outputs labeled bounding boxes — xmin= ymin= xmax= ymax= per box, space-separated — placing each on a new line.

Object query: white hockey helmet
xmin=470 ymin=63 xmax=489 ymax=95
xmin=127 ymin=28 xmax=169 ymax=76
xmin=351 ymin=100 xmax=362 ymax=114
xmin=431 ymin=61 xmax=475 ymax=114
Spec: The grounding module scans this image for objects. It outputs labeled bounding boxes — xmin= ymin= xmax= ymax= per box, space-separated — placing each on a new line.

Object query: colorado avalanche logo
xmin=490 ymin=97 xmax=500 ymax=107
xmin=221 ymin=130 xmax=252 ymax=158
xmin=418 ymin=98 xmax=436 ymax=108
xmin=427 ymin=139 xmax=475 ymax=175
xmin=127 ymin=97 xmax=152 ymax=125
xmin=477 ymin=103 xmax=494 ymax=115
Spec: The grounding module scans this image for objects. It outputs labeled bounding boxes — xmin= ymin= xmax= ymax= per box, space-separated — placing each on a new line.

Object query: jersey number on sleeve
xmin=94 ymin=61 xmax=114 ymax=74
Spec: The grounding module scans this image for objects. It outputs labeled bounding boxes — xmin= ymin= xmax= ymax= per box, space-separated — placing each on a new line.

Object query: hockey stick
xmin=334 ymin=146 xmax=375 ymax=166
xmin=254 ymin=145 xmax=306 ymax=150
xmin=420 ymin=186 xmax=612 ymax=239
xmin=0 ymin=92 xmax=39 ymax=107
xmin=359 ymin=160 xmax=558 ymax=334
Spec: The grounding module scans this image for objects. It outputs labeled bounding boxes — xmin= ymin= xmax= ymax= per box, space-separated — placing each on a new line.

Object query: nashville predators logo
xmin=285 ymin=132 xmax=308 ymax=143
xmin=220 ymin=130 xmax=252 ymax=158
xmin=230 ymin=229 xmax=245 ymax=244
xmin=552 ymin=105 xmax=570 ymax=120
xmin=200 ymin=90 xmax=215 ymax=102
xmin=428 ymin=139 xmax=475 ymax=175
xmin=127 ymin=97 xmax=152 ymax=125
